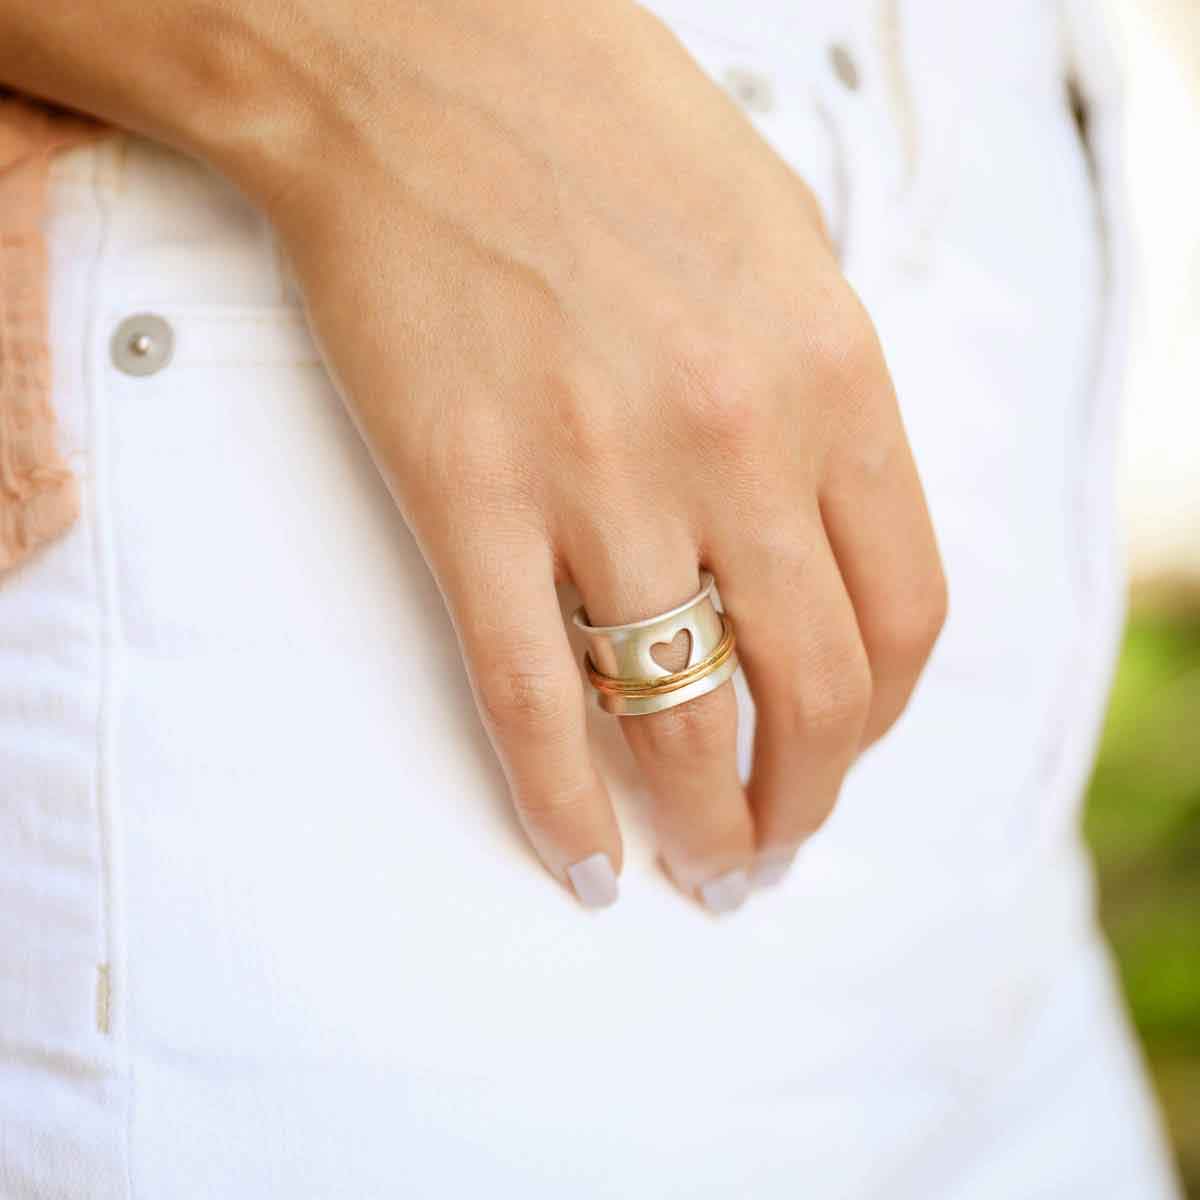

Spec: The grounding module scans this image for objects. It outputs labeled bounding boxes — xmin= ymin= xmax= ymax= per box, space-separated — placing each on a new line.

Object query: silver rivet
xmin=829 ymin=43 xmax=860 ymax=91
xmin=111 ymin=314 xmax=175 ymax=377
xmin=723 ymin=67 xmax=775 ymax=115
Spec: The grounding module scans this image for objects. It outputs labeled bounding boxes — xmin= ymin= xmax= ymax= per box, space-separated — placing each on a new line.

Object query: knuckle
xmin=790 ymin=654 xmax=873 ymax=745
xmin=873 ymin=569 xmax=950 ymax=670
xmin=806 ymin=291 xmax=887 ymax=396
xmin=751 ymin=523 xmax=820 ymax=580
xmin=860 ymin=696 xmax=908 ymax=751
xmin=665 ymin=323 xmax=766 ymax=450
xmin=541 ymin=362 xmax=619 ymax=474
xmin=926 ymin=565 xmax=951 ymax=642
xmin=804 ymin=792 xmax=842 ymax=833
xmin=515 ymin=775 xmax=596 ymax=824
xmin=476 ymin=660 xmax=574 ymax=743
xmin=420 ymin=402 xmax=523 ymax=507
xmin=636 ymin=689 xmax=733 ymax=762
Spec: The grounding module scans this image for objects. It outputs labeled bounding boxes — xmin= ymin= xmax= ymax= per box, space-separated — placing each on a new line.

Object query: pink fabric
xmin=0 ymin=95 xmax=102 ymax=572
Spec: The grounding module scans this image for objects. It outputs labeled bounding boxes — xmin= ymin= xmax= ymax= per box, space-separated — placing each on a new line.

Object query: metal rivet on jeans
xmin=723 ymin=67 xmax=776 ymax=115
xmin=111 ymin=313 xmax=175 ymax=377
xmin=829 ymin=43 xmax=860 ymax=91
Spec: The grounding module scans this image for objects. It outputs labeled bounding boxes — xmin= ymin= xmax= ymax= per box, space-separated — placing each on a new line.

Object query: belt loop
xmin=875 ymin=0 xmax=919 ymax=193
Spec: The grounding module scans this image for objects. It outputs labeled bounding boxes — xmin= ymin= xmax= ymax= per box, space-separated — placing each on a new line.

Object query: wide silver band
xmin=572 ymin=573 xmax=738 ymax=716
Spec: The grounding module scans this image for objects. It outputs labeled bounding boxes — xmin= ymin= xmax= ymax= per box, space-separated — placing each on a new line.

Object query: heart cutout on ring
xmin=650 ymin=628 xmax=692 ymax=674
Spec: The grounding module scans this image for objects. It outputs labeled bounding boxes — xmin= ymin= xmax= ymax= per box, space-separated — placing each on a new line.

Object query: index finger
xmin=434 ymin=534 xmax=624 ymax=909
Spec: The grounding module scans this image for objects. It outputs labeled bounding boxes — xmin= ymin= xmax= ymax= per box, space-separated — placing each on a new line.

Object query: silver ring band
xmin=572 ymin=572 xmax=738 ymax=716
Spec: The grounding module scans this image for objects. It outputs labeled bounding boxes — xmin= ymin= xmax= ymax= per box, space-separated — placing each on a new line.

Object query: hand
xmin=4 ymin=0 xmax=946 ymax=910
xmin=254 ymin=0 xmax=946 ymax=911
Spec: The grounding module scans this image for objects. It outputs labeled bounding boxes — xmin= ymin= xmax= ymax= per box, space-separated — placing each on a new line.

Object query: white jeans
xmin=0 ymin=2 xmax=1183 ymax=1196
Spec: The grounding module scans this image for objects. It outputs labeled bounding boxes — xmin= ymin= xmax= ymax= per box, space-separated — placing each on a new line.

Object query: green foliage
xmin=1085 ymin=609 xmax=1200 ymax=1193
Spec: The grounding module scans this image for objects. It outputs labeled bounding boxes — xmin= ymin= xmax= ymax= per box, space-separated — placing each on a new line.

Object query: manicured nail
xmin=699 ymin=868 xmax=749 ymax=915
xmin=567 ymin=852 xmax=619 ymax=909
xmin=753 ymin=848 xmax=799 ymax=889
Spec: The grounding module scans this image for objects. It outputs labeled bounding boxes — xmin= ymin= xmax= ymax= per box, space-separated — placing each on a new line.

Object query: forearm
xmin=0 ymin=0 xmax=667 ymax=210
xmin=0 ymin=0 xmax=321 ymax=197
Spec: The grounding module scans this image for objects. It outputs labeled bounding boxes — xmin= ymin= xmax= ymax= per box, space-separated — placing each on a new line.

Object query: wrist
xmin=0 ymin=1 xmax=331 ymax=205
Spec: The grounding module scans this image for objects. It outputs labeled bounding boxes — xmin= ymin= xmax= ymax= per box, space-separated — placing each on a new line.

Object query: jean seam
xmin=84 ymin=134 xmax=136 ymax=1200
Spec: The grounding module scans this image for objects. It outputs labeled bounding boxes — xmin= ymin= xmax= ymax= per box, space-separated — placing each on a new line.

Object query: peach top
xmin=0 ymin=94 xmax=102 ymax=573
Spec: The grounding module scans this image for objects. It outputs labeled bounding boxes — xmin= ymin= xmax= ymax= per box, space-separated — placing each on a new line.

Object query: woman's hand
xmin=3 ymin=0 xmax=946 ymax=910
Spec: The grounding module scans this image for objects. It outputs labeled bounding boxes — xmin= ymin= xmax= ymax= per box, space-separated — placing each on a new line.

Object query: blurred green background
xmin=1097 ymin=2 xmax=1199 ymax=1191
xmin=1084 ymin=596 xmax=1200 ymax=1194
xmin=1084 ymin=5 xmax=1198 ymax=1190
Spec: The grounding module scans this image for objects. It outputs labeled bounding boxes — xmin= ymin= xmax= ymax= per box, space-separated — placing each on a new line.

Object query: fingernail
xmin=699 ymin=868 xmax=750 ymax=915
xmin=567 ymin=852 xmax=619 ymax=909
xmin=753 ymin=848 xmax=798 ymax=889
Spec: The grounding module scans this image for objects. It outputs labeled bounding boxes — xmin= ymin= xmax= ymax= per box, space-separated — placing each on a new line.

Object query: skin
xmin=1 ymin=0 xmax=947 ymax=912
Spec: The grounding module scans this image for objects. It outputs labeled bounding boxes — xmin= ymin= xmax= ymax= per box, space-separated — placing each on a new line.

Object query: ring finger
xmin=568 ymin=532 xmax=754 ymax=914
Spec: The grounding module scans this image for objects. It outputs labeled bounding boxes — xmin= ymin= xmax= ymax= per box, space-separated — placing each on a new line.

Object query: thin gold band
xmin=585 ymin=614 xmax=736 ymax=699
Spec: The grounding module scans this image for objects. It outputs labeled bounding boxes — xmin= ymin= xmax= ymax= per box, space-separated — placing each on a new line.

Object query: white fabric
xmin=0 ymin=2 xmax=1183 ymax=1196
